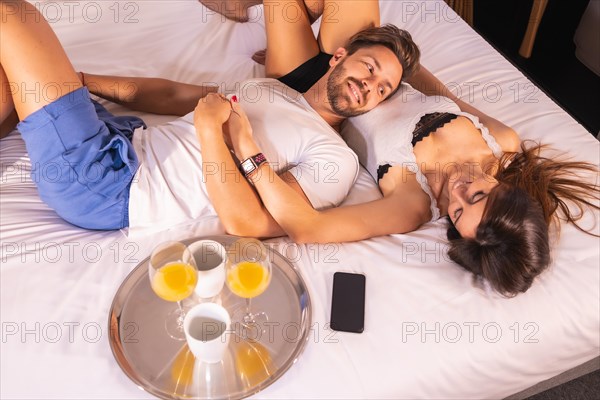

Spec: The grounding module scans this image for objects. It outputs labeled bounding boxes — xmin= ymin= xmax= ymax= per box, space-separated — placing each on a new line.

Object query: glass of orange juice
xmin=149 ymin=241 xmax=198 ymax=340
xmin=225 ymin=238 xmax=271 ymax=328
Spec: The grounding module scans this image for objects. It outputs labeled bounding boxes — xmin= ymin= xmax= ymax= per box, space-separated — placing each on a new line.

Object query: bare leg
xmin=252 ymin=0 xmax=378 ymax=71
xmin=250 ymin=0 xmax=322 ymax=66
xmin=199 ymin=0 xmax=262 ymax=23
xmin=304 ymin=0 xmax=324 ymax=22
xmin=0 ymin=65 xmax=14 ymax=122
xmin=199 ymin=0 xmax=325 ymax=23
xmin=0 ymin=59 xmax=18 ymax=139
xmin=262 ymin=0 xmax=319 ymax=77
xmin=317 ymin=0 xmax=379 ymax=53
xmin=0 ymin=0 xmax=82 ymax=121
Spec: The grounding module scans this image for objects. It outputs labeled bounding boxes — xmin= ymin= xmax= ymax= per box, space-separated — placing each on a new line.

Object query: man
xmin=82 ymin=1 xmax=424 ymax=235
xmin=181 ymin=0 xmax=455 ymax=236
xmin=1 ymin=0 xmax=439 ymax=236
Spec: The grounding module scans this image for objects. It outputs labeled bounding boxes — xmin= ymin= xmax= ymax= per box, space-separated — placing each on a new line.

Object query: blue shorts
xmin=17 ymin=87 xmax=145 ymax=230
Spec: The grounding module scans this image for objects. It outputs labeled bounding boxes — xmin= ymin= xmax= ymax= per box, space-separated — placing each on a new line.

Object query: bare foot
xmin=251 ymin=49 xmax=266 ymax=65
xmin=199 ymin=0 xmax=262 ymax=23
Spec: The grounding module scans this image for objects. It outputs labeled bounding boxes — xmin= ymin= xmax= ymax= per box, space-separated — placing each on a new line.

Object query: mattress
xmin=1 ymin=1 xmax=599 ymax=398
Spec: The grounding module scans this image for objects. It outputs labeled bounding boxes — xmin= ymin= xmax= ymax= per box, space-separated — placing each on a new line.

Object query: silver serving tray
xmin=109 ymin=235 xmax=312 ymax=399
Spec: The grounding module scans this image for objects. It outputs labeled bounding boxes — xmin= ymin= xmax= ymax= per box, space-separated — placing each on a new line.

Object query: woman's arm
xmin=405 ymin=65 xmax=460 ymax=101
xmin=82 ymin=73 xmax=217 ymax=116
xmin=405 ymin=66 xmax=519 ymax=151
xmin=454 ymin=98 xmax=521 ymax=152
xmin=250 ymin=162 xmax=431 ymax=243
xmin=225 ymin=102 xmax=432 ymax=242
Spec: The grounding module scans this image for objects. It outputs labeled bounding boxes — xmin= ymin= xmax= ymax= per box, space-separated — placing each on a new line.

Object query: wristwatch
xmin=239 ymin=153 xmax=267 ymax=178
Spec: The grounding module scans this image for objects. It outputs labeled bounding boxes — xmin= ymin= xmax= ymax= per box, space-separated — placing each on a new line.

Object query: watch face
xmin=241 ymin=160 xmax=254 ymax=173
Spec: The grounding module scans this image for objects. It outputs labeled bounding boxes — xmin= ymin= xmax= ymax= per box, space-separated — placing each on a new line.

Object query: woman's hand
xmin=226 ymin=98 xmax=252 ymax=138
xmin=225 ymin=99 xmax=259 ymax=158
xmin=194 ymin=93 xmax=232 ymax=136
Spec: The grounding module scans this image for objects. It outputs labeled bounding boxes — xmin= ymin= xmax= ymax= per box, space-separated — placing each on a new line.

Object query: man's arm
xmin=194 ymin=94 xmax=312 ymax=238
xmin=82 ymin=73 xmax=217 ymax=116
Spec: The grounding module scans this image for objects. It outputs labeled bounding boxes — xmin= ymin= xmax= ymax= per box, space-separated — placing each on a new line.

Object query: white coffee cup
xmin=188 ymin=240 xmax=226 ymax=299
xmin=183 ymin=303 xmax=231 ymax=364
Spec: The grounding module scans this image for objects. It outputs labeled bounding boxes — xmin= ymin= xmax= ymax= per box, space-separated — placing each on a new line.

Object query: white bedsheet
xmin=1 ymin=1 xmax=599 ymax=399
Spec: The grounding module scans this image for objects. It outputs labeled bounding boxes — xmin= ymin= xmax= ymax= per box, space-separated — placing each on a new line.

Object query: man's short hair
xmin=345 ymin=24 xmax=421 ymax=81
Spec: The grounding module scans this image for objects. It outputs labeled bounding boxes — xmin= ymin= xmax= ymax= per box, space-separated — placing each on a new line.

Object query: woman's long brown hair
xmin=496 ymin=142 xmax=599 ymax=233
xmin=447 ymin=142 xmax=599 ymax=296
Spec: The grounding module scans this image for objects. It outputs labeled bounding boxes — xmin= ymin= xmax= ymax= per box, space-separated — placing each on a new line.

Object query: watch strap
xmin=239 ymin=153 xmax=267 ymax=178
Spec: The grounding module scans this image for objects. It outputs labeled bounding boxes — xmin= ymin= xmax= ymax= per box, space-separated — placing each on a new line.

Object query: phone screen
xmin=330 ymin=272 xmax=366 ymax=333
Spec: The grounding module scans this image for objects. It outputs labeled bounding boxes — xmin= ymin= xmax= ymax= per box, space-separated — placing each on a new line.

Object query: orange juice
xmin=151 ymin=262 xmax=198 ymax=302
xmin=226 ymin=261 xmax=270 ymax=298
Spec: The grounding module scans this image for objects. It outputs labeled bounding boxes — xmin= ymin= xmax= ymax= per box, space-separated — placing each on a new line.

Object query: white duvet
xmin=1 ymin=1 xmax=598 ymax=398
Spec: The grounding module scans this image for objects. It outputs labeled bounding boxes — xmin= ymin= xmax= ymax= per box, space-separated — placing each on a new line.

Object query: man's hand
xmin=194 ymin=93 xmax=233 ymax=136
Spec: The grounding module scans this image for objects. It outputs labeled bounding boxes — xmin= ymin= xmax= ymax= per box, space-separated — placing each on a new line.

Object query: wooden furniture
xmin=445 ymin=0 xmax=474 ymax=26
xmin=445 ymin=0 xmax=548 ymax=59
xmin=519 ymin=0 xmax=549 ymax=58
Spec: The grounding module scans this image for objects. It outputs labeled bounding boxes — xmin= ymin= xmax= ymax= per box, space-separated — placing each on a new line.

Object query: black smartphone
xmin=330 ymin=272 xmax=366 ymax=333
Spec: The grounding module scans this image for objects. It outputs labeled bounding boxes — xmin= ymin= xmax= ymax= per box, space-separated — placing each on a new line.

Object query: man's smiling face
xmin=326 ymin=45 xmax=403 ymax=118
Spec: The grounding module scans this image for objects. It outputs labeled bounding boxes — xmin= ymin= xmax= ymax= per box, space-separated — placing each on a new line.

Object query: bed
xmin=1 ymin=1 xmax=598 ymax=398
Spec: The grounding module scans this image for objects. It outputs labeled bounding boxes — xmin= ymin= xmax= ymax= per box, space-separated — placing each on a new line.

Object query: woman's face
xmin=447 ymin=171 xmax=499 ymax=238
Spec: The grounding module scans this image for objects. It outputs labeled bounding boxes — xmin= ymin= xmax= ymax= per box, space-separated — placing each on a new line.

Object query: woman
xmin=214 ymin=80 xmax=599 ymax=297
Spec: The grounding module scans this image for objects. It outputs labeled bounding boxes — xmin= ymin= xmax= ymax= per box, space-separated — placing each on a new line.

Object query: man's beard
xmin=326 ymin=61 xmax=368 ymax=118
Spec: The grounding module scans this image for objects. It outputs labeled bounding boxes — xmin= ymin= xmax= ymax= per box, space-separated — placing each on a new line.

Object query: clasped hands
xmin=193 ymin=92 xmax=254 ymax=157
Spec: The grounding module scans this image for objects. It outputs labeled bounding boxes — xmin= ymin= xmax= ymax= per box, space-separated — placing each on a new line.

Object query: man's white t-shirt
xmin=128 ymin=78 xmax=359 ymax=232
